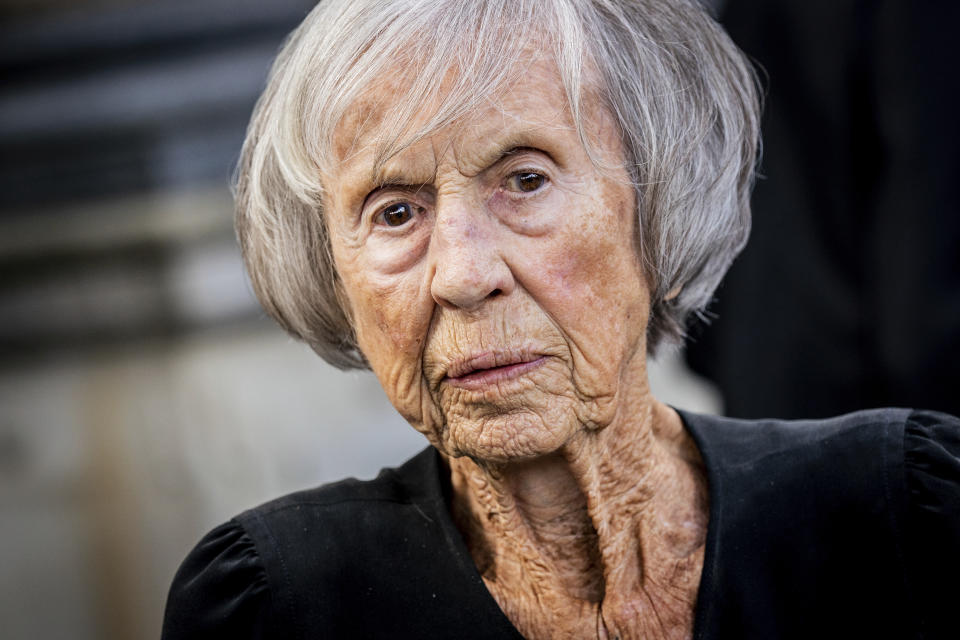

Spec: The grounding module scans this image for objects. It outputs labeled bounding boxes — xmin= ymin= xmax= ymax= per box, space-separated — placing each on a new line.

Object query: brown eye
xmin=507 ymin=171 xmax=546 ymax=193
xmin=380 ymin=202 xmax=415 ymax=227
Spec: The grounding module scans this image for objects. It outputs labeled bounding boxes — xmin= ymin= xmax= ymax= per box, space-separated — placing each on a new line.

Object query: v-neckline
xmin=417 ymin=408 xmax=723 ymax=639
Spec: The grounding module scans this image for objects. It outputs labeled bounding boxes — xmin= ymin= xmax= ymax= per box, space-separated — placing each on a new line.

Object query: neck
xmin=448 ymin=399 xmax=708 ymax=640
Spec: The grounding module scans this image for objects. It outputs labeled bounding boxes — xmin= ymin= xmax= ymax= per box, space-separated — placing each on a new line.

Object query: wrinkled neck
xmin=448 ymin=400 xmax=708 ymax=639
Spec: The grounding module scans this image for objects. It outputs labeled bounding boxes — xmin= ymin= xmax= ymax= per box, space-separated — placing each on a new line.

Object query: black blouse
xmin=162 ymin=408 xmax=960 ymax=639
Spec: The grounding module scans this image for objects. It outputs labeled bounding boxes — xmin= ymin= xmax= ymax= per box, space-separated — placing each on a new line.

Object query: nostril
xmin=488 ymin=288 xmax=502 ymax=298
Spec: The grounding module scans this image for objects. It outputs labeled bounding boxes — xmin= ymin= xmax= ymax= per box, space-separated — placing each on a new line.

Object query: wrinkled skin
xmin=325 ymin=60 xmax=708 ymax=639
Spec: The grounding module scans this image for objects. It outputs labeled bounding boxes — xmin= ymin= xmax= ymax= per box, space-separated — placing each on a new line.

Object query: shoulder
xmin=161 ymin=518 xmax=272 ymax=639
xmin=682 ymin=408 xmax=921 ymax=552
xmin=162 ymin=447 xmax=518 ymax=640
xmin=161 ymin=447 xmax=448 ymax=640
xmin=900 ymin=410 xmax=960 ymax=638
xmin=680 ymin=407 xmax=959 ymax=541
xmin=684 ymin=408 xmax=960 ymax=639
xmin=231 ymin=446 xmax=453 ymax=602
xmin=681 ymin=407 xmax=959 ymax=517
xmin=681 ymin=406 xmax=916 ymax=466
xmin=235 ymin=444 xmax=443 ymax=551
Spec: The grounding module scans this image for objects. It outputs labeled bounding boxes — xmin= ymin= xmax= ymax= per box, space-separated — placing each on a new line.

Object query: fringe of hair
xmin=234 ymin=0 xmax=761 ymax=369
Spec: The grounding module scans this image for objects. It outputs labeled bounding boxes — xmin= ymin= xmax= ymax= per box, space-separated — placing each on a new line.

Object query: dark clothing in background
xmin=688 ymin=1 xmax=960 ymax=418
xmin=162 ymin=409 xmax=960 ymax=639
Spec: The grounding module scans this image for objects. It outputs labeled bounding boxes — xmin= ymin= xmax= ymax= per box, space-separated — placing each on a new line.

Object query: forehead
xmin=328 ymin=57 xmax=616 ymax=190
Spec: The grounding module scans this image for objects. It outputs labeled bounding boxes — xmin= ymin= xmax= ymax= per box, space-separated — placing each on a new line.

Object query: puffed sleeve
xmin=902 ymin=409 xmax=960 ymax=639
xmin=162 ymin=519 xmax=272 ymax=639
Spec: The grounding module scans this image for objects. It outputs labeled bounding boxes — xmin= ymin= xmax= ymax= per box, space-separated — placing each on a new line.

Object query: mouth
xmin=443 ymin=351 xmax=547 ymax=391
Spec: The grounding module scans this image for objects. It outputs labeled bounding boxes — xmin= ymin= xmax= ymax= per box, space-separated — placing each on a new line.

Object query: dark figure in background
xmin=688 ymin=1 xmax=960 ymax=419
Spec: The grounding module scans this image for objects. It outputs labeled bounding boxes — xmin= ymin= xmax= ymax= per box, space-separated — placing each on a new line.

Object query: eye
xmin=377 ymin=202 xmax=419 ymax=227
xmin=505 ymin=171 xmax=547 ymax=193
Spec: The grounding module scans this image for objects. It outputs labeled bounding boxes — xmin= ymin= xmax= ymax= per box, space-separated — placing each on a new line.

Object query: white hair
xmin=235 ymin=0 xmax=761 ymax=369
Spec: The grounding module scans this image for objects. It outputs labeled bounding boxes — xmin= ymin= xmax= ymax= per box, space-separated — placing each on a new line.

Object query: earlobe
xmin=664 ymin=285 xmax=682 ymax=301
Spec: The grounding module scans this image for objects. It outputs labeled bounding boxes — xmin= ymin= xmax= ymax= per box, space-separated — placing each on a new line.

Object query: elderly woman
xmin=163 ymin=0 xmax=959 ymax=638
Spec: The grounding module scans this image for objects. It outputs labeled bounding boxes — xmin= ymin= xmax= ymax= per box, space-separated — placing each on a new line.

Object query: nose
xmin=429 ymin=199 xmax=515 ymax=311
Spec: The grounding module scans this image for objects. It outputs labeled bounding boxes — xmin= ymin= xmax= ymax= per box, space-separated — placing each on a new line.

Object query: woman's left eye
xmin=505 ymin=172 xmax=547 ymax=193
xmin=377 ymin=202 xmax=418 ymax=227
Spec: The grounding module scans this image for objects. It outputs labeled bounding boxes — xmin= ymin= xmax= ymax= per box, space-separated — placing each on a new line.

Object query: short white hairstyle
xmin=235 ymin=0 xmax=761 ymax=369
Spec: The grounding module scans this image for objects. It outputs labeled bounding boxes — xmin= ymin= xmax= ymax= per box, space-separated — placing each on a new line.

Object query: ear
xmin=663 ymin=285 xmax=683 ymax=301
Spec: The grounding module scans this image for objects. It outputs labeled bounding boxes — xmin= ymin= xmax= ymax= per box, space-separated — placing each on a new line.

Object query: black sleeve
xmin=161 ymin=519 xmax=273 ymax=639
xmin=902 ymin=410 xmax=960 ymax=639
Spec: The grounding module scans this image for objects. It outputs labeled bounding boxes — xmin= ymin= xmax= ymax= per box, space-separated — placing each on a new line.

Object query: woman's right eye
xmin=377 ymin=202 xmax=417 ymax=227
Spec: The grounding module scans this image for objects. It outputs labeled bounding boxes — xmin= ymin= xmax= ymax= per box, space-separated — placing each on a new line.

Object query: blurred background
xmin=0 ymin=1 xmax=724 ymax=638
xmin=686 ymin=0 xmax=960 ymax=421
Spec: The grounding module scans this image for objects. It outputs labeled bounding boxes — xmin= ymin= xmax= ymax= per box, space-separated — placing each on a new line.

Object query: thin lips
xmin=445 ymin=351 xmax=537 ymax=379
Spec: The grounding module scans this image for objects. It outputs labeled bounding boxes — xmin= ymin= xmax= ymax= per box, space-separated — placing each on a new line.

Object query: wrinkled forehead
xmin=329 ymin=53 xmax=578 ymax=180
xmin=298 ymin=1 xmax=599 ymax=182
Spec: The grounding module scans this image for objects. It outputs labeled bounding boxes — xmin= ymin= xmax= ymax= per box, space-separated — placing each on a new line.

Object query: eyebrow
xmin=373 ymin=142 xmax=553 ymax=187
xmin=493 ymin=145 xmax=553 ymax=166
xmin=361 ymin=181 xmax=432 ymax=212
xmin=368 ymin=153 xmax=438 ymax=190
xmin=461 ymin=130 xmax=559 ymax=174
xmin=360 ymin=114 xmax=568 ymax=192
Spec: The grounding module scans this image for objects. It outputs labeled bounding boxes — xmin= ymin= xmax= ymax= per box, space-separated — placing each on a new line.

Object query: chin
xmin=442 ymin=409 xmax=576 ymax=463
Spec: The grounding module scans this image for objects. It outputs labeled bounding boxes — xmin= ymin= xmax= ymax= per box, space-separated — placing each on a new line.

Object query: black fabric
xmin=687 ymin=408 xmax=959 ymax=639
xmin=162 ymin=408 xmax=960 ymax=639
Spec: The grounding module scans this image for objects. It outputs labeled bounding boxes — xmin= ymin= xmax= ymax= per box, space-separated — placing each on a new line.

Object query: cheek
xmin=347 ymin=272 xmax=428 ymax=362
xmin=539 ymin=205 xmax=645 ymax=314
xmin=330 ymin=225 xmax=423 ymax=351
xmin=345 ymin=271 xmax=434 ymax=418
xmin=516 ymin=192 xmax=649 ymax=379
xmin=328 ymin=215 xmax=442 ymax=430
